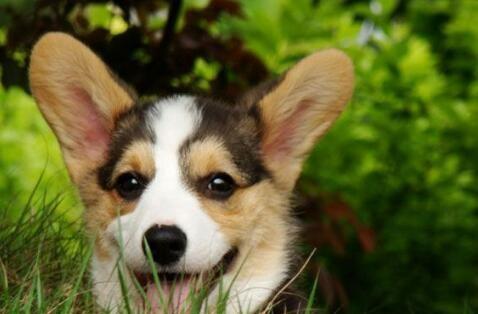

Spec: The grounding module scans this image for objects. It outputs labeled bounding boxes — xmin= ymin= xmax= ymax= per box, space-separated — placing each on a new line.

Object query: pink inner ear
xmin=69 ymin=87 xmax=110 ymax=161
xmin=262 ymin=99 xmax=314 ymax=161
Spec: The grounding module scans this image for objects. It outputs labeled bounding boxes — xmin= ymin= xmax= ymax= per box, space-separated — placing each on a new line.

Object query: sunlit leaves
xmin=0 ymin=87 xmax=75 ymax=218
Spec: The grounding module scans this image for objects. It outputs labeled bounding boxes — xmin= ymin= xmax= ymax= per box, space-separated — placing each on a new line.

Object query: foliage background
xmin=0 ymin=0 xmax=477 ymax=313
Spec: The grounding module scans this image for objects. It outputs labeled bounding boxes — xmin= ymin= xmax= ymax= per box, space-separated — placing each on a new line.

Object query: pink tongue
xmin=146 ymin=277 xmax=192 ymax=313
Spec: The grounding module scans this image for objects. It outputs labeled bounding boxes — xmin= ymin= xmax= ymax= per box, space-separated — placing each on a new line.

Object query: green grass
xmin=0 ymin=190 xmax=98 ymax=313
xmin=0 ymin=186 xmax=320 ymax=313
xmin=6 ymin=184 xmax=474 ymax=314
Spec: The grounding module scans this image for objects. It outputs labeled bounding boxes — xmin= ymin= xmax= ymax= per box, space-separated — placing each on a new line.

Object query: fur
xmin=29 ymin=32 xmax=354 ymax=313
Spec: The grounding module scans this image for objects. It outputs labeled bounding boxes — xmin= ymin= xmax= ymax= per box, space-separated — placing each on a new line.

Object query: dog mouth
xmin=133 ymin=248 xmax=238 ymax=313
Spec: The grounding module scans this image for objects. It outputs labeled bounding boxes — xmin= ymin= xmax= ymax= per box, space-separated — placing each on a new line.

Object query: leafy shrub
xmin=222 ymin=0 xmax=478 ymax=311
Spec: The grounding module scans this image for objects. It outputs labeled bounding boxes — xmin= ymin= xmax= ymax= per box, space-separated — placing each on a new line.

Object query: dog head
xmin=29 ymin=32 xmax=353 ymax=313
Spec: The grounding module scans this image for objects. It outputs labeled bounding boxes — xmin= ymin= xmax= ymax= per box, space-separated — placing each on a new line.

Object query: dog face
xmin=29 ymin=33 xmax=354 ymax=313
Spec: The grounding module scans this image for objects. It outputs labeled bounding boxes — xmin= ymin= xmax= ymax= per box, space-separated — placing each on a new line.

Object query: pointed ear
xmin=29 ymin=32 xmax=136 ymax=183
xmin=256 ymin=49 xmax=354 ymax=191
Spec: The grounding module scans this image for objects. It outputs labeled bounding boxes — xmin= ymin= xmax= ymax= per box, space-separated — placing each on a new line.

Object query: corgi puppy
xmin=29 ymin=32 xmax=354 ymax=313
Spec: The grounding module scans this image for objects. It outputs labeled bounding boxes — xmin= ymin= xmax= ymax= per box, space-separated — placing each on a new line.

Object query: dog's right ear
xmin=29 ymin=32 xmax=136 ymax=183
xmin=244 ymin=49 xmax=354 ymax=192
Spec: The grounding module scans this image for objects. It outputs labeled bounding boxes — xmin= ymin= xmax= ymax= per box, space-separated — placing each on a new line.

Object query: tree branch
xmin=158 ymin=0 xmax=182 ymax=54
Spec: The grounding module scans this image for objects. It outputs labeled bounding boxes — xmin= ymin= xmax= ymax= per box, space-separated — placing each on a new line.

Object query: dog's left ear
xmin=252 ymin=49 xmax=354 ymax=191
xmin=29 ymin=32 xmax=136 ymax=183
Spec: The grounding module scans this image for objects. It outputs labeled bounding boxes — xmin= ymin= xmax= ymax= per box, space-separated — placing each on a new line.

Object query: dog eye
xmin=114 ymin=172 xmax=146 ymax=200
xmin=206 ymin=173 xmax=236 ymax=199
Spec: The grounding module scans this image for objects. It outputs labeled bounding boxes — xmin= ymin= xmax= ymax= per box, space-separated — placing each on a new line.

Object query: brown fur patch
xmin=79 ymin=140 xmax=155 ymax=259
xmin=182 ymin=136 xmax=296 ymax=278
xmin=197 ymin=178 xmax=295 ymax=279
xmin=79 ymin=172 xmax=132 ymax=260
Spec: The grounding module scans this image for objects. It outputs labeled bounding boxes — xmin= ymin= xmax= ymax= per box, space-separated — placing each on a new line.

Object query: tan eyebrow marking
xmin=111 ymin=140 xmax=156 ymax=183
xmin=184 ymin=136 xmax=247 ymax=186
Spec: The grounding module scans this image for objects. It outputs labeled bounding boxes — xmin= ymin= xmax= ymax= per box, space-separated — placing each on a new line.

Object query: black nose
xmin=142 ymin=225 xmax=187 ymax=266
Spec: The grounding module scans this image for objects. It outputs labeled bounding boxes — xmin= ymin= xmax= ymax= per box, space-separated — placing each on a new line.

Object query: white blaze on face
xmin=105 ymin=96 xmax=231 ymax=273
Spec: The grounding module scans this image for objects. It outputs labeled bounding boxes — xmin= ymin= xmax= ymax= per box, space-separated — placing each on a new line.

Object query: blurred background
xmin=0 ymin=0 xmax=477 ymax=313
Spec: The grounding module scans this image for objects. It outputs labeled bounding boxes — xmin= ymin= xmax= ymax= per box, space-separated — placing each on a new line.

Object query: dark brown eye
xmin=206 ymin=173 xmax=236 ymax=199
xmin=114 ymin=172 xmax=146 ymax=200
